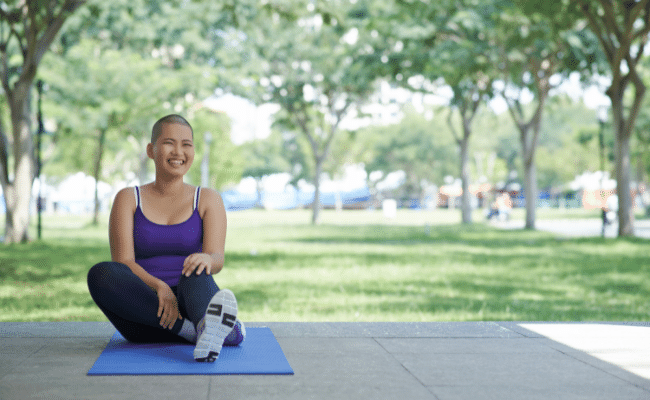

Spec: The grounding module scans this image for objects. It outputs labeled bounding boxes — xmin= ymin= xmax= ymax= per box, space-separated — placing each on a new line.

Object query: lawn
xmin=1 ymin=208 xmax=649 ymax=322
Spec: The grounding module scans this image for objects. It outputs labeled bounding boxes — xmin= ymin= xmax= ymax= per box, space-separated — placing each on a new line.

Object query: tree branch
xmin=33 ymin=0 xmax=86 ymax=69
xmin=578 ymin=0 xmax=615 ymax=65
xmin=631 ymin=2 xmax=650 ymax=64
xmin=599 ymin=0 xmax=623 ymax=41
xmin=622 ymin=63 xmax=646 ymax=140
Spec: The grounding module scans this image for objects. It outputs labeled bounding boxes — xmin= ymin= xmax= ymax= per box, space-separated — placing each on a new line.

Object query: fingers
xmin=182 ymin=254 xmax=198 ymax=276
xmin=159 ymin=301 xmax=181 ymax=329
xmin=156 ymin=286 xmax=182 ymax=330
xmin=182 ymin=254 xmax=212 ymax=277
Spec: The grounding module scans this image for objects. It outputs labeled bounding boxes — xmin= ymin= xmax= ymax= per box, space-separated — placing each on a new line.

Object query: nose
xmin=170 ymin=143 xmax=182 ymax=155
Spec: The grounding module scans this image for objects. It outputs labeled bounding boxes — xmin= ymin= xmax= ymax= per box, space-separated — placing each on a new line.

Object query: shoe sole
xmin=194 ymin=289 xmax=238 ymax=362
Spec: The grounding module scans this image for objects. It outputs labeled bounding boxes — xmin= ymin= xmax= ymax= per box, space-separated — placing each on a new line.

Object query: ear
xmin=146 ymin=143 xmax=154 ymax=160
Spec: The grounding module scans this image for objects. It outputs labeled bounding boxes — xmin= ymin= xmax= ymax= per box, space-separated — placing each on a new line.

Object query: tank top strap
xmin=134 ymin=186 xmax=141 ymax=208
xmin=194 ymin=186 xmax=201 ymax=210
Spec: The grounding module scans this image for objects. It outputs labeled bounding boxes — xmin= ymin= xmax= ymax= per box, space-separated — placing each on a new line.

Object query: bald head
xmin=151 ymin=114 xmax=193 ymax=144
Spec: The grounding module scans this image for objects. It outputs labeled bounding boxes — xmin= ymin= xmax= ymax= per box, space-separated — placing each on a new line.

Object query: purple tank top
xmin=133 ymin=186 xmax=203 ymax=287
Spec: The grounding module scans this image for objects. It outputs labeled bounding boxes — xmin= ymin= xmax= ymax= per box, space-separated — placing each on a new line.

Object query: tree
xmin=575 ymin=0 xmax=650 ymax=237
xmin=365 ymin=0 xmax=500 ymax=223
xmin=434 ymin=4 xmax=497 ymax=223
xmin=0 ymin=0 xmax=86 ymax=243
xmin=495 ymin=1 xmax=597 ymax=229
xmin=245 ymin=0 xmax=380 ymax=224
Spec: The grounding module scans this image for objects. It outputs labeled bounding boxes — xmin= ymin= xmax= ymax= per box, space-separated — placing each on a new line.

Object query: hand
xmin=182 ymin=253 xmax=214 ymax=277
xmin=155 ymin=281 xmax=181 ymax=329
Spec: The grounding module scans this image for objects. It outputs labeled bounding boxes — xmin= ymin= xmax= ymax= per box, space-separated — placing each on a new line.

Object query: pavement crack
xmin=373 ymin=338 xmax=441 ymax=400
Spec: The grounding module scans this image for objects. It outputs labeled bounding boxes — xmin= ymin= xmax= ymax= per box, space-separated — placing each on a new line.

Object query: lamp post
xmin=598 ymin=105 xmax=608 ymax=237
xmin=201 ymin=132 xmax=212 ymax=188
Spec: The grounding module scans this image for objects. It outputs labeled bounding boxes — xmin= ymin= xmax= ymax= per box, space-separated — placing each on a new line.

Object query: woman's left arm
xmin=182 ymin=188 xmax=227 ymax=276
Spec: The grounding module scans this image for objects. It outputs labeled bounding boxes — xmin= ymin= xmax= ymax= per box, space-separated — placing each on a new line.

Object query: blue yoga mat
xmin=88 ymin=327 xmax=293 ymax=375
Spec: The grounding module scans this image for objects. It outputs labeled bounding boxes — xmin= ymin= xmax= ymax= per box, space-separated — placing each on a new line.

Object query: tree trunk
xmin=447 ymin=104 xmax=477 ymax=225
xmin=614 ymin=135 xmax=634 ymax=236
xmin=506 ymin=73 xmax=548 ymax=231
xmin=459 ymin=128 xmax=472 ymax=224
xmin=608 ymin=83 xmax=636 ymax=237
xmin=312 ymin=158 xmax=322 ymax=225
xmin=5 ymin=87 xmax=35 ymax=243
xmin=0 ymin=1 xmax=87 ymax=243
xmin=92 ymin=129 xmax=107 ymax=226
xmin=523 ymin=151 xmax=537 ymax=230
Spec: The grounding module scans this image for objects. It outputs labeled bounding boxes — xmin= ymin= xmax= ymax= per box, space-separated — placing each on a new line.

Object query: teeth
xmin=169 ymin=160 xmax=184 ymax=166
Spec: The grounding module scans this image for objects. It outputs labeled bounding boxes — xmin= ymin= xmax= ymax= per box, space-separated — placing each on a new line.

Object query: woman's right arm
xmin=108 ymin=187 xmax=181 ymax=329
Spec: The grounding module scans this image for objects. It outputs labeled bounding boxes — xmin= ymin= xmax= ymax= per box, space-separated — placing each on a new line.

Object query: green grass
xmin=1 ymin=208 xmax=649 ymax=322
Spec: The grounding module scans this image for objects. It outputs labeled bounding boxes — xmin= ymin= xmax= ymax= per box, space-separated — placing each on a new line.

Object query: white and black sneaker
xmin=193 ymin=289 xmax=238 ymax=362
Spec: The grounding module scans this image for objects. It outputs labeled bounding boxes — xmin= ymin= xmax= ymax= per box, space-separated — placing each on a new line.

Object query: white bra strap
xmin=194 ymin=186 xmax=201 ymax=210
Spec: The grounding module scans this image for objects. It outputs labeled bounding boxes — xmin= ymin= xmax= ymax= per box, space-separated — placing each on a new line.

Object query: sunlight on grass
xmin=1 ymin=209 xmax=649 ymax=322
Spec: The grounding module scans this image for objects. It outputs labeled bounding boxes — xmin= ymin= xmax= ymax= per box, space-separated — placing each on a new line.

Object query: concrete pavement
xmin=1 ymin=322 xmax=649 ymax=400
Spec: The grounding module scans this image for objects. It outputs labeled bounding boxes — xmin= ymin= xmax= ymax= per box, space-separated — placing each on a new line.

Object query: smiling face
xmin=146 ymin=122 xmax=195 ymax=178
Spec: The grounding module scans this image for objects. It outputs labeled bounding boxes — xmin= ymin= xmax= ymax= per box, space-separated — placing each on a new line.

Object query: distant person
xmin=87 ymin=114 xmax=244 ymax=362
xmin=604 ymin=193 xmax=618 ymax=225
xmin=487 ymin=192 xmax=513 ymax=221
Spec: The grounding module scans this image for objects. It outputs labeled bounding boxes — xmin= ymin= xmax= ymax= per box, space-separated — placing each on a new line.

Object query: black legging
xmin=87 ymin=261 xmax=219 ymax=343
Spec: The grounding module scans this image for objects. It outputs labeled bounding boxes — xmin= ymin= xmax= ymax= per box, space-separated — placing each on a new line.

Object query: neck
xmin=151 ymin=176 xmax=185 ymax=197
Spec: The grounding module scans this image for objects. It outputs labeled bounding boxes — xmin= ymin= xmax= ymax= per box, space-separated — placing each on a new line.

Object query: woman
xmin=87 ymin=114 xmax=244 ymax=362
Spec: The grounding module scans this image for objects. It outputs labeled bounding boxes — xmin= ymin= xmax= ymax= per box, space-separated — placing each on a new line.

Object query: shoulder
xmin=198 ymin=187 xmax=224 ymax=207
xmin=109 ymin=187 xmax=137 ymax=236
xmin=198 ymin=187 xmax=225 ymax=215
xmin=112 ymin=186 xmax=137 ymax=211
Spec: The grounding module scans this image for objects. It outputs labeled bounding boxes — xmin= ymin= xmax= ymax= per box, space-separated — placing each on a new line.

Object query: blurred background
xmin=3 ymin=0 xmax=650 ymax=323
xmin=2 ymin=0 xmax=650 ymax=239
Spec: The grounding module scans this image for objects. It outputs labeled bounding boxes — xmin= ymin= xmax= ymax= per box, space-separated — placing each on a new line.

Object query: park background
xmin=1 ymin=1 xmax=649 ymax=323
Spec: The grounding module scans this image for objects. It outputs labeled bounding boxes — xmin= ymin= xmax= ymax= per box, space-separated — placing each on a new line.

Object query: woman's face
xmin=147 ymin=123 xmax=195 ymax=178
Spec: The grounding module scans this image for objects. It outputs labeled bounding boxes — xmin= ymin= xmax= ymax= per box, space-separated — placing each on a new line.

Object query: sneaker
xmin=224 ymin=319 xmax=246 ymax=346
xmin=193 ymin=289 xmax=238 ymax=362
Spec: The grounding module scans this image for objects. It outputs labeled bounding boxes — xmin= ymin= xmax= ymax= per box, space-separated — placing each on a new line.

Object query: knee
xmin=88 ymin=262 xmax=111 ymax=283
xmin=87 ymin=262 xmax=126 ymax=293
xmin=178 ymin=271 xmax=208 ymax=283
xmin=177 ymin=272 xmax=218 ymax=291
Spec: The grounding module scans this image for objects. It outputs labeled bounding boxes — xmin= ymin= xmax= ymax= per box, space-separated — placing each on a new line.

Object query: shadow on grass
xmin=3 ymin=222 xmax=649 ymax=321
xmin=0 ymin=240 xmax=110 ymax=283
xmin=229 ymin=224 xmax=650 ymax=321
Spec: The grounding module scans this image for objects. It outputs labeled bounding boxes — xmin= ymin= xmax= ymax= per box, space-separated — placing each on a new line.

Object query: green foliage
xmin=535 ymin=96 xmax=612 ymax=189
xmin=188 ymin=107 xmax=243 ymax=190
xmin=36 ymin=0 xmax=255 ymax=186
xmin=238 ymin=0 xmax=385 ymax=221
xmin=4 ymin=0 xmax=645 ymax=213
xmin=358 ymin=107 xmax=457 ymax=196
xmin=239 ymin=130 xmax=292 ymax=179
xmin=39 ymin=38 xmax=175 ymax=183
